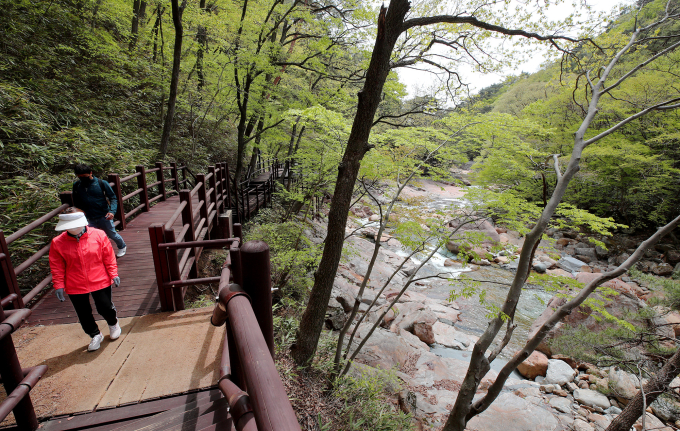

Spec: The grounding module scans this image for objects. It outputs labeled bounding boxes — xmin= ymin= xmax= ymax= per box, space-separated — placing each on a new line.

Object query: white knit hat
xmin=55 ymin=212 xmax=88 ymax=231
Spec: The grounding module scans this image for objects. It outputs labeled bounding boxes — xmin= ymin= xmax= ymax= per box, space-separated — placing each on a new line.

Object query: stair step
xmin=40 ymin=390 xmax=223 ymax=431
xmin=110 ymin=396 xmax=229 ymax=431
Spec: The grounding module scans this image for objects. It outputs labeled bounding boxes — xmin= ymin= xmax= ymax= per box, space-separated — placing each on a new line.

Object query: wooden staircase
xmin=34 ymin=389 xmax=234 ymax=431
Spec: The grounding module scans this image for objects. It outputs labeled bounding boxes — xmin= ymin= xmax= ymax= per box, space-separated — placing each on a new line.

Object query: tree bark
xmin=291 ymin=1 xmax=411 ymax=364
xmin=607 ymin=348 xmax=680 ymax=431
xmin=129 ymin=0 xmax=146 ymax=50
xmin=159 ymin=0 xmax=185 ymax=157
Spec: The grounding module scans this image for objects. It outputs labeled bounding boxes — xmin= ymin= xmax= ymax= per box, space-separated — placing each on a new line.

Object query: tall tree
xmin=159 ymin=0 xmax=186 ymax=157
xmin=291 ymin=0 xmax=584 ymax=364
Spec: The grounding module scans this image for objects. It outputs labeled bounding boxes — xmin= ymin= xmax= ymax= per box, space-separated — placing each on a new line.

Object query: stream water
xmin=381 ymin=189 xmax=554 ymax=360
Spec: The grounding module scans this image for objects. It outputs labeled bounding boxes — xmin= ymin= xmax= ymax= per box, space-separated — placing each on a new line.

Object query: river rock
xmin=573 ymin=418 xmax=594 ymax=431
xmin=588 ymin=413 xmax=611 ymax=430
xmin=448 ymin=218 xmax=501 ymax=245
xmin=412 ymin=314 xmax=437 ymax=344
xmin=432 ymin=321 xmax=477 ymax=350
xmin=608 ymin=368 xmax=638 ymax=402
xmin=517 ymin=351 xmax=549 ymax=379
xmin=666 ymin=250 xmax=680 ymax=265
xmin=652 ymin=262 xmax=674 ymax=276
xmin=651 ymin=396 xmax=680 ymax=422
xmin=424 ymin=300 xmax=460 ymax=325
xmin=549 ymin=396 xmax=573 ymax=413
xmin=444 ymin=258 xmax=464 ymax=268
xmin=575 ymin=248 xmax=597 ymax=259
xmin=353 ymin=325 xmax=419 ymax=370
xmin=634 ymin=413 xmax=673 ymax=431
xmin=533 ymin=262 xmax=548 ymax=273
xmin=558 ymin=256 xmax=589 ymax=273
xmin=368 ymin=214 xmax=380 ymax=222
xmin=466 ymin=392 xmax=559 ymax=431
xmin=573 ymin=389 xmax=610 ymax=409
xmin=545 ymin=359 xmax=577 ymax=385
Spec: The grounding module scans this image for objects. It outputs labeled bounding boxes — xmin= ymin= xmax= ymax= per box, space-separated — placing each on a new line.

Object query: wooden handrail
xmin=122 ymin=188 xmax=143 ymax=202
xmin=146 ymin=167 xmax=160 ymax=173
xmin=6 ymin=204 xmax=70 ymax=245
xmin=120 ymin=172 xmax=141 ymax=182
xmin=14 ymin=244 xmax=50 ymax=276
xmin=165 ymin=200 xmax=187 ymax=230
xmin=190 ymin=182 xmax=203 ymax=197
xmin=158 ymin=238 xmax=238 ymax=250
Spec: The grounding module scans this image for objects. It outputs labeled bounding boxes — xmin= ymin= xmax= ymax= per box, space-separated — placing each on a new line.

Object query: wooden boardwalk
xmin=29 ymin=196 xmax=188 ymax=326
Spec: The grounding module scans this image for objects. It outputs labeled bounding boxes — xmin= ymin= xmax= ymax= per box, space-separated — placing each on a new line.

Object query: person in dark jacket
xmin=72 ymin=164 xmax=127 ymax=257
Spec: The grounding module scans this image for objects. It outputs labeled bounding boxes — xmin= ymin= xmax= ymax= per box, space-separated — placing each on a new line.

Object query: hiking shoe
xmin=88 ymin=333 xmax=104 ymax=352
xmin=116 ymin=246 xmax=127 ymax=257
xmin=109 ymin=321 xmax=121 ymax=340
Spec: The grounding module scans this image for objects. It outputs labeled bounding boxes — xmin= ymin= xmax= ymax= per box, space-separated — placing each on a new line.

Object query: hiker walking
xmin=49 ymin=208 xmax=122 ymax=351
xmin=72 ymin=163 xmax=127 ymax=257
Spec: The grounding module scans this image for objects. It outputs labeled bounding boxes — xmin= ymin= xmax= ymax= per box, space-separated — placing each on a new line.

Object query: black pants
xmin=69 ymin=285 xmax=118 ymax=337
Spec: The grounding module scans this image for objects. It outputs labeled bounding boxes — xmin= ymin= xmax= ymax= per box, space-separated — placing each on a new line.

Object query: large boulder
xmin=651 ymin=396 xmax=680 ymax=422
xmin=432 ymin=321 xmax=478 ymax=350
xmin=608 ymin=368 xmax=638 ymax=402
xmin=652 ymin=262 xmax=674 ymax=276
xmin=466 ymin=392 xmax=559 ymax=431
xmin=353 ymin=325 xmax=421 ymax=370
xmin=448 ymin=218 xmax=501 ymax=245
xmin=633 ymin=413 xmax=673 ymax=431
xmin=517 ymin=351 xmax=549 ymax=379
xmin=557 ymin=256 xmax=589 ymax=273
xmin=545 ymin=359 xmax=577 ymax=385
xmin=573 ymin=389 xmax=611 ymax=409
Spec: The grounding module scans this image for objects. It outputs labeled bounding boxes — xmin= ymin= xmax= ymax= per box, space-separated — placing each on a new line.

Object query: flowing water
xmin=379 ymin=189 xmax=553 ymax=360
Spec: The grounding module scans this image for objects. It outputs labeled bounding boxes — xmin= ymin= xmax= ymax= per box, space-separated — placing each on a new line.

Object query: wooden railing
xmin=232 ymin=159 xmax=281 ymax=223
xmin=210 ymin=240 xmax=301 ymax=431
xmin=149 ymin=162 xmax=234 ymax=311
xmin=0 ymin=294 xmax=47 ymax=430
xmin=0 ymin=161 xmax=191 ymax=309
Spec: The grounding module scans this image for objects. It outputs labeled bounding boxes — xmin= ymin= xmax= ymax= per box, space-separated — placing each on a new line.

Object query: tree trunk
xmin=159 ymin=0 xmax=185 ymax=157
xmin=129 ymin=0 xmax=146 ymax=50
xmin=196 ymin=0 xmax=207 ymax=89
xmin=607 ymin=348 xmax=680 ymax=431
xmin=291 ymin=0 xmax=411 ymax=364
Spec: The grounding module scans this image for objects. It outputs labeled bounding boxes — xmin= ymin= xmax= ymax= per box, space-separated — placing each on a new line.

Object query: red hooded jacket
xmin=49 ymin=227 xmax=118 ymax=295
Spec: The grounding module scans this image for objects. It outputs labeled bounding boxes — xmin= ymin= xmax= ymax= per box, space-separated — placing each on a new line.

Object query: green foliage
xmin=332 ymin=369 xmax=412 ymax=431
xmin=246 ymin=217 xmax=322 ymax=300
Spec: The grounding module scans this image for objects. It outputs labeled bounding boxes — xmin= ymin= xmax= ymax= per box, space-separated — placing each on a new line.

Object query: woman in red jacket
xmin=49 ymin=208 xmax=121 ymax=352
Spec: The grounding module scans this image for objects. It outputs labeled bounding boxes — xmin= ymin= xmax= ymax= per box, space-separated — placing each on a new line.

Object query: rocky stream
xmin=306 ymin=177 xmax=680 ymax=430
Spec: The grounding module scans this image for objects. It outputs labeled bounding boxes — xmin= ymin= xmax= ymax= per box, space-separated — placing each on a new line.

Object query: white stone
xmin=573 ymin=389 xmax=611 ymax=410
xmin=545 ymin=359 xmax=577 ymax=385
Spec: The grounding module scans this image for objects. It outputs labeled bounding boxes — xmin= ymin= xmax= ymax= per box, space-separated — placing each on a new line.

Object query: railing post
xmin=163 ymin=229 xmax=184 ymax=311
xmin=136 ymin=165 xmax=150 ymax=211
xmin=229 ymin=234 xmax=243 ymax=288
xmin=208 ymin=166 xmax=218 ymax=216
xmin=245 ymin=186 xmax=250 ymax=220
xmin=149 ymin=224 xmax=172 ymax=311
xmin=59 ymin=191 xmax=74 ymax=207
xmin=106 ymin=175 xmax=126 ymax=231
xmin=218 ymin=213 xmax=232 ymax=239
xmin=179 ymin=190 xmax=196 ymax=245
xmin=171 ymin=162 xmax=180 ymax=192
xmin=155 ymin=162 xmax=167 ymax=201
xmin=0 ymin=231 xmax=22 ymax=309
xmin=241 ymin=241 xmax=274 ymax=357
xmin=197 ymin=174 xmax=209 ymax=236
xmin=182 ymin=166 xmax=188 ymax=187
xmin=225 ymin=163 xmax=232 ymax=211
xmin=211 ymin=165 xmax=222 ymax=214
xmin=0 ymin=304 xmax=38 ymax=430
